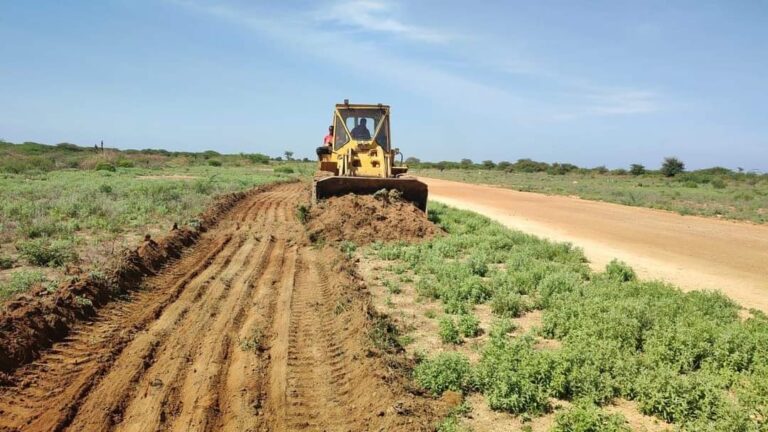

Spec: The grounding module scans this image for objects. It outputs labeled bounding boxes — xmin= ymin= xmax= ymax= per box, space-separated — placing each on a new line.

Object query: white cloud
xmin=315 ymin=0 xmax=452 ymax=43
xmin=166 ymin=0 xmax=664 ymax=121
xmin=553 ymin=89 xmax=662 ymax=120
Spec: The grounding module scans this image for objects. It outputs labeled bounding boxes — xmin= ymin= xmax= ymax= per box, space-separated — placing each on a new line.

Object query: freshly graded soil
xmin=0 ymin=182 xmax=441 ymax=431
xmin=307 ymin=192 xmax=441 ymax=245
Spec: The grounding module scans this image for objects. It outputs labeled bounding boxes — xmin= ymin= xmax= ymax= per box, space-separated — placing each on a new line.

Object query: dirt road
xmin=0 ymin=183 xmax=434 ymax=432
xmin=422 ymin=177 xmax=768 ymax=312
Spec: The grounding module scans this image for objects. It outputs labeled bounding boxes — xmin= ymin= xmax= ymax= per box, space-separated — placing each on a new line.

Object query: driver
xmin=351 ymin=118 xmax=371 ymax=140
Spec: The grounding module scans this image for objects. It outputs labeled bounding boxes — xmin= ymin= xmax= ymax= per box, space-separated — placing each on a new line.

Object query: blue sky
xmin=1 ymin=1 xmax=766 ymax=170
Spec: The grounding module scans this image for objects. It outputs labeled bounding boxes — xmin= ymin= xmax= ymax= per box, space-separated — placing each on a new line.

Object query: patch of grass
xmin=371 ymin=203 xmax=768 ymax=428
xmin=604 ymin=259 xmax=636 ymax=283
xmin=457 ymin=313 xmax=480 ymax=337
xmin=339 ymin=240 xmax=357 ymax=258
xmin=240 ymin=327 xmax=265 ymax=352
xmin=439 ymin=316 xmax=462 ymax=344
xmin=274 ymin=166 xmax=294 ymax=174
xmin=383 ymin=278 xmax=401 ymax=294
xmin=296 ymin=204 xmax=310 ymax=224
xmin=552 ymin=403 xmax=630 ymax=432
xmin=414 ymin=352 xmax=473 ymax=396
xmin=94 ymin=162 xmax=116 ymax=172
xmin=0 ymin=255 xmax=14 ymax=269
xmin=17 ymin=238 xmax=77 ymax=267
xmin=0 ymin=270 xmax=47 ymax=299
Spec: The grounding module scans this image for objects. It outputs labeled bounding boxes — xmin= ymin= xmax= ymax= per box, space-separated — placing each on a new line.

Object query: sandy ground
xmin=421 ymin=177 xmax=768 ymax=312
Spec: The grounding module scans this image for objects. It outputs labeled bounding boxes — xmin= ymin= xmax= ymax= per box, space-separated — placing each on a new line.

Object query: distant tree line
xmin=405 ymin=156 xmax=765 ymax=181
xmin=0 ymin=140 xmax=304 ymax=174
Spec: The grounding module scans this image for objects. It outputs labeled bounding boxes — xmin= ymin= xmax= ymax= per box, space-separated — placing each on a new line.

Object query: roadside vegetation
xmin=368 ymin=203 xmax=768 ymax=431
xmin=410 ymin=158 xmax=768 ymax=223
xmin=0 ymin=140 xmax=312 ymax=300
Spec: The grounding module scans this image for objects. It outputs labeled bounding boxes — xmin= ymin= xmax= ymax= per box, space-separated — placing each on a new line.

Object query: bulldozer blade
xmin=314 ymin=176 xmax=428 ymax=212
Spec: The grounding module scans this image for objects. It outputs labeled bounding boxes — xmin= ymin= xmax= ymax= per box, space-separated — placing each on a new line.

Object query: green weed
xmin=413 ymin=352 xmax=473 ymax=396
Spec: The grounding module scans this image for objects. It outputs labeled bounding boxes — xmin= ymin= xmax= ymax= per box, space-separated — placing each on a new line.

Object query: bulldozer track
xmin=0 ymin=182 xmax=432 ymax=432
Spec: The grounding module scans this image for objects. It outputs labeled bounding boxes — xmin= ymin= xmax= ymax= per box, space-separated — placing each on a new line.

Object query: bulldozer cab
xmin=314 ymin=101 xmax=428 ymax=211
xmin=333 ymin=106 xmax=390 ymax=152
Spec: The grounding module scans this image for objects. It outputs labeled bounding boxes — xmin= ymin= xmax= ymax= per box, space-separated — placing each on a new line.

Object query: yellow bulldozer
xmin=314 ymin=100 xmax=428 ymax=211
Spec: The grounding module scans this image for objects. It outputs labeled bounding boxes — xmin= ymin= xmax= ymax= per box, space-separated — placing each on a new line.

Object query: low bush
xmin=207 ymin=159 xmax=222 ymax=167
xmin=475 ymin=336 xmax=554 ymax=415
xmin=94 ymin=162 xmax=116 ymax=172
xmin=413 ymin=352 xmax=473 ymax=395
xmin=604 ymin=259 xmax=636 ymax=283
xmin=274 ymin=166 xmax=294 ymax=174
xmin=17 ymin=238 xmax=77 ymax=267
xmin=439 ymin=316 xmax=462 ymax=344
xmin=457 ymin=313 xmax=480 ymax=337
xmin=115 ymin=159 xmax=135 ymax=168
xmin=490 ymin=290 xmax=527 ymax=317
xmin=0 ymin=270 xmax=47 ymax=299
xmin=711 ymin=178 xmax=727 ymax=189
xmin=552 ymin=403 xmax=630 ymax=432
xmin=0 ymin=255 xmax=14 ymax=269
xmin=635 ymin=368 xmax=727 ymax=424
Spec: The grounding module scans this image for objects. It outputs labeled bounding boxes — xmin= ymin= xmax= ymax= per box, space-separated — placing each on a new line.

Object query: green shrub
xmin=246 ymin=153 xmax=270 ymax=164
xmin=552 ymin=403 xmax=630 ymax=432
xmin=489 ymin=318 xmax=517 ymax=339
xmin=538 ymin=271 xmax=584 ymax=307
xmin=468 ymin=254 xmax=489 ymax=276
xmin=604 ymin=259 xmax=636 ymax=283
xmin=475 ymin=336 xmax=554 ymax=415
xmin=116 ymin=159 xmax=135 ymax=168
xmin=0 ymin=255 xmax=14 ymax=269
xmin=711 ymin=178 xmax=727 ymax=189
xmin=94 ymin=162 xmax=116 ymax=172
xmin=296 ymin=204 xmax=309 ymax=224
xmin=22 ymin=221 xmax=65 ymax=239
xmin=629 ymin=164 xmax=646 ymax=176
xmin=635 ymin=368 xmax=726 ymax=423
xmin=339 ymin=240 xmax=357 ymax=258
xmin=413 ymin=352 xmax=473 ymax=395
xmin=99 ymin=183 xmax=113 ymax=194
xmin=439 ymin=316 xmax=462 ymax=344
xmin=274 ymin=166 xmax=294 ymax=174
xmin=207 ymin=159 xmax=222 ymax=167
xmin=457 ymin=313 xmax=480 ymax=337
xmin=0 ymin=270 xmax=46 ymax=299
xmin=490 ymin=290 xmax=527 ymax=317
xmin=17 ymin=238 xmax=77 ymax=266
xmin=549 ymin=337 xmax=637 ymax=404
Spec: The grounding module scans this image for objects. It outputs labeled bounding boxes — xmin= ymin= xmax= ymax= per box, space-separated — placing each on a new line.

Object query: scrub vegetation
xmin=370 ymin=203 xmax=768 ymax=431
xmin=0 ymin=140 xmax=311 ymax=300
xmin=412 ymin=158 xmax=768 ymax=223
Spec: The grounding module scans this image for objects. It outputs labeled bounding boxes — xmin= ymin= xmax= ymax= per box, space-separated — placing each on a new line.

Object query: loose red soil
xmin=307 ymin=193 xmax=441 ymax=245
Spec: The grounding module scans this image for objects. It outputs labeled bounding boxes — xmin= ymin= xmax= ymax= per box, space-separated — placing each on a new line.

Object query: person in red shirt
xmin=323 ymin=125 xmax=334 ymax=147
xmin=317 ymin=125 xmax=334 ymax=159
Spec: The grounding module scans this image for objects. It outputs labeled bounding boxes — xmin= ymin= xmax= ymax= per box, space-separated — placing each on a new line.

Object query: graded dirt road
xmin=422 ymin=177 xmax=768 ymax=312
xmin=0 ymin=182 xmax=434 ymax=432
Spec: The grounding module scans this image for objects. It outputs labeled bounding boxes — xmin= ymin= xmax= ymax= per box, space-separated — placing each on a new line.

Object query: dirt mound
xmin=0 ymin=182 xmax=291 ymax=374
xmin=307 ymin=191 xmax=442 ymax=245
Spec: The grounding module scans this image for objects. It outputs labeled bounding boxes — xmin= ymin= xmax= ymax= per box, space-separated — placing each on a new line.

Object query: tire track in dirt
xmin=0 ymin=182 xmax=438 ymax=432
